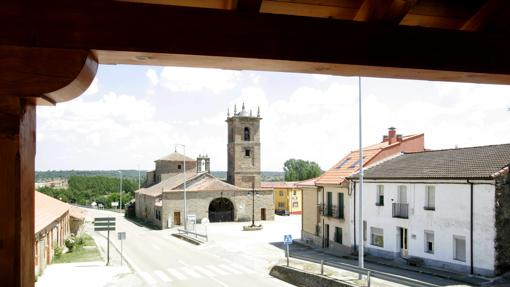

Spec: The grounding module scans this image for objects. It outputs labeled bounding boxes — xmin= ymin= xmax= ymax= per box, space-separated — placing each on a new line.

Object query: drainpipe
xmin=468 ymin=180 xmax=474 ymax=275
xmin=353 ymin=180 xmax=357 ymax=252
xmin=321 ymin=186 xmax=325 ymax=248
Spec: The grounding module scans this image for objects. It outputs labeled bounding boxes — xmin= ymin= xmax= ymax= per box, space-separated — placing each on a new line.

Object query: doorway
xmin=174 ymin=212 xmax=181 ymax=226
xmin=208 ymin=198 xmax=234 ymax=222
xmin=261 ymin=208 xmax=266 ymax=220
xmin=398 ymin=227 xmax=408 ymax=257
xmin=325 ymin=224 xmax=330 ymax=248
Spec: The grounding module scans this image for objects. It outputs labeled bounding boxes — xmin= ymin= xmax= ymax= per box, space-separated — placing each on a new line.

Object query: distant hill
xmin=36 ymin=170 xmax=284 ymax=182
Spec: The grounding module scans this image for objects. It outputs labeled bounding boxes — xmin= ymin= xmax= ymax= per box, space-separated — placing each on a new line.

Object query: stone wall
xmin=155 ymin=160 xmax=196 ymax=184
xmin=161 ymin=189 xmax=274 ymax=229
xmin=496 ymin=171 xmax=510 ymax=274
xmin=135 ymin=192 xmax=162 ymax=228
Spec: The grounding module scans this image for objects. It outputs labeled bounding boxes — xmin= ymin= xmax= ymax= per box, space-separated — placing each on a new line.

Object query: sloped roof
xmin=261 ymin=181 xmax=297 ymax=189
xmin=69 ymin=206 xmax=86 ymax=220
xmin=137 ymin=171 xmax=199 ymax=196
xmin=156 ymin=151 xmax=195 ymax=162
xmin=296 ymin=177 xmax=318 ymax=187
xmin=317 ymin=134 xmax=423 ymax=185
xmin=352 ymin=143 xmax=510 ymax=180
xmin=35 ymin=192 xmax=70 ymax=234
xmin=137 ymin=172 xmax=246 ymax=196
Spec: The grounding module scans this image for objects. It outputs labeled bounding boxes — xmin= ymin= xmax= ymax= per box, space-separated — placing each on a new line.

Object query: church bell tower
xmin=226 ymin=103 xmax=261 ymax=188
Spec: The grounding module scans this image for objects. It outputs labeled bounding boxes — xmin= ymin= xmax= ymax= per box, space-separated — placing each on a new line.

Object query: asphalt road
xmin=86 ymin=208 xmax=293 ymax=287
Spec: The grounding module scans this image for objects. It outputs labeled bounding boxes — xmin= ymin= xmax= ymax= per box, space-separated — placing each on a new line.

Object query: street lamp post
xmin=249 ymin=181 xmax=259 ymax=227
xmin=175 ymin=144 xmax=187 ymax=231
xmin=117 ymin=171 xmax=123 ymax=211
xmin=358 ymin=76 xmax=365 ymax=275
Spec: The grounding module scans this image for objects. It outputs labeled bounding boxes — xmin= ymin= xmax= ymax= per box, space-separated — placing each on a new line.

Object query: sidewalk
xmin=292 ymin=240 xmax=488 ymax=286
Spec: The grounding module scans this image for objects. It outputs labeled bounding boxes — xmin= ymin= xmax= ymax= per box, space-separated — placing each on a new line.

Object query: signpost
xmin=284 ymin=234 xmax=292 ymax=267
xmin=94 ymin=217 xmax=116 ymax=265
xmin=117 ymin=232 xmax=126 ymax=266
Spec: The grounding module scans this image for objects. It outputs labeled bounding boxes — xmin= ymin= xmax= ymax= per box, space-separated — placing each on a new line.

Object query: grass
xmin=53 ymin=234 xmax=101 ymax=263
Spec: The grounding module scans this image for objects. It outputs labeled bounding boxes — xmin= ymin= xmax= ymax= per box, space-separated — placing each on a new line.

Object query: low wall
xmin=269 ymin=265 xmax=355 ymax=287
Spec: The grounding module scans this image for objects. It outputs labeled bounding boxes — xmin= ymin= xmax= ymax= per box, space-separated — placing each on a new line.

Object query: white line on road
xmin=166 ymin=268 xmax=187 ymax=280
xmin=154 ymin=270 xmax=172 ymax=282
xmin=181 ymin=267 xmax=203 ymax=278
xmin=193 ymin=265 xmax=217 ymax=277
xmin=210 ymin=277 xmax=230 ymax=287
xmin=218 ymin=264 xmax=241 ymax=274
xmin=228 ymin=263 xmax=255 ymax=274
xmin=206 ymin=265 xmax=229 ymax=276
xmin=139 ymin=272 xmax=157 ymax=285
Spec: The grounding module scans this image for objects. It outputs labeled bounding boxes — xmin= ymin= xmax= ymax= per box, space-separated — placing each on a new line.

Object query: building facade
xmin=298 ymin=178 xmax=322 ymax=246
xmin=227 ymin=103 xmax=262 ymax=188
xmin=135 ymin=103 xmax=274 ymax=229
xmin=34 ymin=192 xmax=71 ymax=275
xmin=308 ymin=128 xmax=425 ymax=254
xmin=262 ymin=182 xmax=303 ymax=215
xmin=349 ymin=144 xmax=510 ymax=276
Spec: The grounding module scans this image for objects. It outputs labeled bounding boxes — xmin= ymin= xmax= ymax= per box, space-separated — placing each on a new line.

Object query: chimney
xmin=382 ymin=135 xmax=389 ymax=142
xmin=388 ymin=127 xmax=397 ymax=144
xmin=396 ymin=134 xmax=402 ymax=142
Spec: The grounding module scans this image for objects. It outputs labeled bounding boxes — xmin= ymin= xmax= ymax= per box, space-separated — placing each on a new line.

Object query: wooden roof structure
xmin=3 ymin=1 xmax=510 ymax=286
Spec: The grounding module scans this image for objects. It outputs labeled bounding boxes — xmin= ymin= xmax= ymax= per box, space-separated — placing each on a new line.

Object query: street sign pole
xmin=120 ymin=238 xmax=123 ymax=266
xmin=94 ymin=217 xmax=116 ymax=266
xmin=107 ymin=218 xmax=110 ymax=266
xmin=286 ymin=244 xmax=289 ymax=267
xmin=117 ymin=231 xmax=126 ymax=267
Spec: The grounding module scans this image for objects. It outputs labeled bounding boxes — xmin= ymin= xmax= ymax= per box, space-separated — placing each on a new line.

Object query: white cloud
xmin=83 ymin=77 xmax=99 ymax=95
xmin=160 ymin=67 xmax=240 ymax=94
xmin=146 ymin=69 xmax=159 ymax=86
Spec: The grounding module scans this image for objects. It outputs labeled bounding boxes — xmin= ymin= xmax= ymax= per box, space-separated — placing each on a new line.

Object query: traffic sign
xmin=117 ymin=232 xmax=126 ymax=240
xmin=284 ymin=234 xmax=292 ymax=245
xmin=94 ymin=217 xmax=116 ymax=266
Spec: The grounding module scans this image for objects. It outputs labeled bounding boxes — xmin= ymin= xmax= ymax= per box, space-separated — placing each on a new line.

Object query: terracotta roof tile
xmin=35 ymin=192 xmax=70 ymax=234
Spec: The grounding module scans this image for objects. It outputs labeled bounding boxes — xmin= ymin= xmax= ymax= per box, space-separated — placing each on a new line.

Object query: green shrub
xmin=65 ymin=237 xmax=76 ymax=252
xmin=75 ymin=235 xmax=85 ymax=246
xmin=54 ymin=246 xmax=63 ymax=258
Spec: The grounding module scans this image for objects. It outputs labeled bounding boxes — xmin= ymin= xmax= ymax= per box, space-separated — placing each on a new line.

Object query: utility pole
xmin=358 ymin=76 xmax=365 ymax=275
xmin=117 ymin=171 xmax=123 ymax=211
xmin=251 ymin=181 xmax=255 ymax=227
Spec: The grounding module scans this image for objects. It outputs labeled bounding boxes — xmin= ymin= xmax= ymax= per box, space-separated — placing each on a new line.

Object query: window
xmin=425 ymin=231 xmax=434 ymax=254
xmin=245 ymin=149 xmax=251 ymax=157
xmin=244 ymin=127 xmax=250 ymax=141
xmin=326 ymin=192 xmax=333 ymax=216
xmin=278 ymin=202 xmax=285 ymax=208
xmin=337 ymin=193 xmax=344 ymax=219
xmin=425 ymin=186 xmax=435 ymax=210
xmin=292 ymin=201 xmax=298 ymax=208
xmin=177 ymin=164 xmax=181 ymax=170
xmin=376 ymin=185 xmax=384 ymax=206
xmin=279 ymin=191 xmax=283 ymax=196
xmin=397 ymin=185 xmax=407 ymax=203
xmin=371 ymin=227 xmax=384 ymax=247
xmin=335 ymin=157 xmax=351 ymax=169
xmin=155 ymin=210 xmax=161 ymax=220
xmin=335 ymin=227 xmax=343 ymax=244
xmin=293 ymin=191 xmax=296 ymax=196
xmin=454 ymin=236 xmax=466 ymax=262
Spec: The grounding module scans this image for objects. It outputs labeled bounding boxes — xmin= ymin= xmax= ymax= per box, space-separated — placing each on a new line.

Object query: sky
xmin=36 ymin=64 xmax=510 ymax=172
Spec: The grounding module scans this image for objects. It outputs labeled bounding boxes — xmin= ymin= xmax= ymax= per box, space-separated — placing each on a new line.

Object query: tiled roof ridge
xmin=349 ymin=133 xmax=424 ymax=153
xmin=401 ymin=142 xmax=510 ymax=155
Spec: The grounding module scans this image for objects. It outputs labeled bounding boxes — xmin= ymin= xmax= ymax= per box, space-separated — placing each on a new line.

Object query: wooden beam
xmin=0 ymin=46 xmax=98 ymax=104
xmin=354 ymin=0 xmax=417 ymax=24
xmin=0 ymin=96 xmax=35 ymax=287
xmin=236 ymin=0 xmax=262 ymax=13
xmin=2 ymin=0 xmax=510 ymax=84
xmin=461 ymin=0 xmax=506 ymax=31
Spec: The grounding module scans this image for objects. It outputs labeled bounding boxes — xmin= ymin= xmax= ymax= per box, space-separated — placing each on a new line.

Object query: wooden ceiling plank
xmin=461 ymin=0 xmax=505 ymax=31
xmin=260 ymin=1 xmax=357 ymax=19
xmin=354 ymin=0 xmax=417 ymax=24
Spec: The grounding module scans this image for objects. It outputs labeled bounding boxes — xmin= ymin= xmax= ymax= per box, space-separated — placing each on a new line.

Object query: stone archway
xmin=208 ymin=197 xmax=234 ymax=222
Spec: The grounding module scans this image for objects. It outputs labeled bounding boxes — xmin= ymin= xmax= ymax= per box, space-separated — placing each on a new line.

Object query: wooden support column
xmin=0 ymin=46 xmax=97 ymax=287
xmin=0 ymin=97 xmax=36 ymax=287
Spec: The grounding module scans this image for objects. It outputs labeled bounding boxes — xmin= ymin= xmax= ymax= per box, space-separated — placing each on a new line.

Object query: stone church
xmin=134 ymin=104 xmax=274 ymax=229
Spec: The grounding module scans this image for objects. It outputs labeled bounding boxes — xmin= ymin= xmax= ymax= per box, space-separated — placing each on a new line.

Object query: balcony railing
xmin=319 ymin=204 xmax=344 ymax=219
xmin=392 ymin=203 xmax=409 ymax=219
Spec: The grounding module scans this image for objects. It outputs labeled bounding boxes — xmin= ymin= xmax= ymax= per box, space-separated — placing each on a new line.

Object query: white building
xmin=350 ymin=143 xmax=510 ymax=276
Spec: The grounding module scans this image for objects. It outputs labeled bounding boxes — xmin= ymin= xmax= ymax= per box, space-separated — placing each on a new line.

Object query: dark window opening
xmin=244 ymin=127 xmax=250 ymax=141
xmin=177 ymin=164 xmax=182 ymax=169
xmin=245 ymin=149 xmax=251 ymax=157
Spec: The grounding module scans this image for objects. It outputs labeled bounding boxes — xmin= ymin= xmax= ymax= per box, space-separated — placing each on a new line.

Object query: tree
xmin=283 ymin=159 xmax=322 ymax=181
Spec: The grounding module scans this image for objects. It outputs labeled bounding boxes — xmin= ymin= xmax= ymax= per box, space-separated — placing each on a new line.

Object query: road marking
xmin=228 ymin=263 xmax=255 ymax=274
xmin=206 ymin=265 xmax=229 ymax=276
xmin=211 ymin=277 xmax=230 ymax=287
xmin=166 ymin=268 xmax=187 ymax=280
xmin=193 ymin=265 xmax=217 ymax=277
xmin=181 ymin=266 xmax=202 ymax=278
xmin=139 ymin=272 xmax=157 ymax=285
xmin=154 ymin=270 xmax=172 ymax=282
xmin=218 ymin=264 xmax=241 ymax=274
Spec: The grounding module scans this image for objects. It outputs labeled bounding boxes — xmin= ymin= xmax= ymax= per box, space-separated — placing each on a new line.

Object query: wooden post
xmin=0 ymin=46 xmax=97 ymax=286
xmin=0 ymin=97 xmax=36 ymax=287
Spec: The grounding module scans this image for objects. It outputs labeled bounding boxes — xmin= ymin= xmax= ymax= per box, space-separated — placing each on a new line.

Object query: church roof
xmin=156 ymin=151 xmax=195 ymax=162
xmin=137 ymin=172 xmax=246 ymax=196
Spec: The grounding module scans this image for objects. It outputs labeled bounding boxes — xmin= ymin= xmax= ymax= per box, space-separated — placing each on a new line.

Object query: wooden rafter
xmin=461 ymin=0 xmax=506 ymax=31
xmin=354 ymin=0 xmax=417 ymax=24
